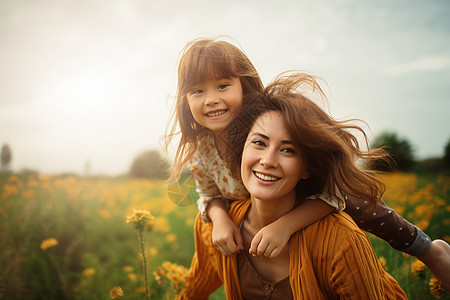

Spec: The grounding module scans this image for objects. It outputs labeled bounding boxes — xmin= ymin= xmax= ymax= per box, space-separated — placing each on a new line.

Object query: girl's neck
xmin=212 ymin=130 xmax=229 ymax=159
xmin=246 ymin=191 xmax=296 ymax=230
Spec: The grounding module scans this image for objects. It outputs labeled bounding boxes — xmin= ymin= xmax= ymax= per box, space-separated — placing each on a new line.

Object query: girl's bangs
xmin=182 ymin=53 xmax=236 ymax=92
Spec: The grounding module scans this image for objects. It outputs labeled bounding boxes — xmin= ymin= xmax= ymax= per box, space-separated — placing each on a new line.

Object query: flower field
xmin=1 ymin=172 xmax=449 ymax=299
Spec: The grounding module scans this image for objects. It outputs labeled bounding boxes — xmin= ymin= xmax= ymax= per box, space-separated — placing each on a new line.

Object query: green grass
xmin=0 ymin=172 xmax=448 ymax=299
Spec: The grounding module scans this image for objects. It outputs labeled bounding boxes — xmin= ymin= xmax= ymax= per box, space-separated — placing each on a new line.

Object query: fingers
xmin=249 ymin=233 xmax=262 ymax=256
xmin=250 ymin=234 xmax=283 ymax=258
xmin=213 ymin=233 xmax=242 ymax=256
xmin=268 ymin=247 xmax=282 ymax=259
xmin=213 ymin=240 xmax=234 ymax=256
xmin=234 ymin=227 xmax=244 ymax=251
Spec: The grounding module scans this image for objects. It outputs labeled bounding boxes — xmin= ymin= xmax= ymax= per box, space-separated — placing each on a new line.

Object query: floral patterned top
xmin=189 ymin=132 xmax=249 ymax=222
xmin=189 ymin=131 xmax=344 ymax=222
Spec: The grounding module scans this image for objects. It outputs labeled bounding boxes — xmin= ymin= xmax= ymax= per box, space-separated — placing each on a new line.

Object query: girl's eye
xmin=218 ymin=84 xmax=229 ymax=90
xmin=191 ymin=89 xmax=203 ymax=95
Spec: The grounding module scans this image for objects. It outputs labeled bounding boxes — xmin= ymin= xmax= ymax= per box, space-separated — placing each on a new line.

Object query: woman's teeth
xmin=254 ymin=172 xmax=279 ymax=181
xmin=207 ymin=110 xmax=226 ymax=117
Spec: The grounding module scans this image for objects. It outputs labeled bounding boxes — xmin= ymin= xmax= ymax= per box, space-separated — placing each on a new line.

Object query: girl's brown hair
xmin=230 ymin=72 xmax=391 ymax=211
xmin=164 ymin=37 xmax=264 ymax=180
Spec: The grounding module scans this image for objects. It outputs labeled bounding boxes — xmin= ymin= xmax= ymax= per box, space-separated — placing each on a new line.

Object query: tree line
xmin=2 ymin=133 xmax=450 ymax=179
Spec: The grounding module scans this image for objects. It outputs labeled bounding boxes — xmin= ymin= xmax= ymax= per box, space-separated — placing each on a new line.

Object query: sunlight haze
xmin=1 ymin=0 xmax=449 ymax=175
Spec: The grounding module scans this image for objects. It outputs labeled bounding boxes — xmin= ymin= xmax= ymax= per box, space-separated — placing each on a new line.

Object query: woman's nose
xmin=260 ymin=150 xmax=278 ymax=168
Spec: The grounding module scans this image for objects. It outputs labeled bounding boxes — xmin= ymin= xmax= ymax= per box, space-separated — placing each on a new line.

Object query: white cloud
xmin=382 ymin=55 xmax=450 ymax=75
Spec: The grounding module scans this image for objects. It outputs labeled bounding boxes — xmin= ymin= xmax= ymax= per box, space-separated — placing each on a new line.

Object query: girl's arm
xmin=207 ymin=198 xmax=244 ymax=255
xmin=249 ymin=199 xmax=334 ymax=257
xmin=346 ymin=196 xmax=450 ymax=291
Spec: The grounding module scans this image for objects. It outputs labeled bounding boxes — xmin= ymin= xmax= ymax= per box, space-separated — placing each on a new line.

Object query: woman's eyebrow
xmin=250 ymin=132 xmax=269 ymax=140
xmin=250 ymin=132 xmax=294 ymax=145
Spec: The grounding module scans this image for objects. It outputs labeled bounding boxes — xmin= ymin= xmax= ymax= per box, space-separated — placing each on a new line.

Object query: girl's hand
xmin=249 ymin=221 xmax=291 ymax=258
xmin=212 ymin=215 xmax=244 ymax=256
xmin=207 ymin=198 xmax=244 ymax=256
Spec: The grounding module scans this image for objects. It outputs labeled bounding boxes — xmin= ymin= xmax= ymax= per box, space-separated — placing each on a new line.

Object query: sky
xmin=1 ymin=0 xmax=449 ymax=176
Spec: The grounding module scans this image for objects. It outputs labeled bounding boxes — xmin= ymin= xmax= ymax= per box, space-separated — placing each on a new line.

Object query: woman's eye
xmin=252 ymin=140 xmax=265 ymax=147
xmin=281 ymin=148 xmax=295 ymax=154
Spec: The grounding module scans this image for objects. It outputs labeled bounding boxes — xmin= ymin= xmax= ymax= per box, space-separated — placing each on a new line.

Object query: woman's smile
xmin=253 ymin=171 xmax=281 ymax=183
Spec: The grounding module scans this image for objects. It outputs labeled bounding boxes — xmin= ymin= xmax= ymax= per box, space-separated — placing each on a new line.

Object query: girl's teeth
xmin=207 ymin=110 xmax=226 ymax=117
xmin=255 ymin=172 xmax=278 ymax=181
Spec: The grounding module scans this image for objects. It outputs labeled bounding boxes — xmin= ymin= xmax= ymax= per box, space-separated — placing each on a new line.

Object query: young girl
xmin=164 ymin=37 xmax=450 ymax=290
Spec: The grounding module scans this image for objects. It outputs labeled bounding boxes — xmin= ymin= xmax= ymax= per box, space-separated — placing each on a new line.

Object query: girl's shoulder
xmin=196 ymin=131 xmax=216 ymax=151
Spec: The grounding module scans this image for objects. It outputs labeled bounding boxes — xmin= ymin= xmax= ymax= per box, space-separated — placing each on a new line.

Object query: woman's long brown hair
xmin=228 ymin=72 xmax=391 ymax=211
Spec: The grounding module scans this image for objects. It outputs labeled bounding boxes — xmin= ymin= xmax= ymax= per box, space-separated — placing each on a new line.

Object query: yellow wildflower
xmin=378 ymin=256 xmax=388 ymax=270
xmin=126 ymin=209 xmax=155 ymax=231
xmin=150 ymin=247 xmax=158 ymax=256
xmin=122 ymin=266 xmax=133 ymax=273
xmin=127 ymin=273 xmax=138 ymax=282
xmin=153 ymin=216 xmax=170 ymax=233
xmin=159 ymin=261 xmax=189 ymax=292
xmin=99 ymin=209 xmax=110 ymax=218
xmin=136 ymin=286 xmax=147 ymax=293
xmin=415 ymin=219 xmax=430 ymax=231
xmin=429 ymin=277 xmax=445 ymax=299
xmin=40 ymin=238 xmax=58 ymax=250
xmin=165 ymin=233 xmax=176 ymax=242
xmin=186 ymin=218 xmax=194 ymax=226
xmin=154 ymin=266 xmax=164 ymax=285
xmin=109 ymin=286 xmax=124 ymax=299
xmin=1 ymin=184 xmax=18 ymax=199
xmin=410 ymin=259 xmax=425 ymax=277
xmin=82 ymin=268 xmax=95 ymax=277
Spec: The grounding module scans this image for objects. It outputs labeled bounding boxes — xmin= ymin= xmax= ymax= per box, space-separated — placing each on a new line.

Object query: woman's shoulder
xmin=229 ymin=199 xmax=251 ymax=224
xmin=298 ymin=212 xmax=368 ymax=243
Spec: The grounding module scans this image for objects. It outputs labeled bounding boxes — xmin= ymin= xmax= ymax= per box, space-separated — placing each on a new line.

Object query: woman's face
xmin=241 ymin=111 xmax=309 ymax=202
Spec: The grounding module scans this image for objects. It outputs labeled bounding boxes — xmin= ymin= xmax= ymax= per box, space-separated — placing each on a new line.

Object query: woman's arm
xmin=329 ymin=216 xmax=407 ymax=299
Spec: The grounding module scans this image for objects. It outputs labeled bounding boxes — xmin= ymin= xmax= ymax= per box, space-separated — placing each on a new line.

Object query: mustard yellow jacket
xmin=177 ymin=199 xmax=407 ymax=299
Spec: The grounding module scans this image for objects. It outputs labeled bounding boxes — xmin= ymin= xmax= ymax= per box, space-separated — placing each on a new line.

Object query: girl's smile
xmin=187 ymin=77 xmax=243 ymax=135
xmin=205 ymin=109 xmax=228 ymax=119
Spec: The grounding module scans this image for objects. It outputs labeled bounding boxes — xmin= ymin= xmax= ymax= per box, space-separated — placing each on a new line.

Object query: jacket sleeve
xmin=176 ymin=213 xmax=223 ymax=300
xmin=329 ymin=223 xmax=407 ymax=299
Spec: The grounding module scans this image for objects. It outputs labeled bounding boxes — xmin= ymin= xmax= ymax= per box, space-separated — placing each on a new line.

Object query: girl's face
xmin=186 ymin=77 xmax=243 ymax=136
xmin=241 ymin=111 xmax=309 ymax=202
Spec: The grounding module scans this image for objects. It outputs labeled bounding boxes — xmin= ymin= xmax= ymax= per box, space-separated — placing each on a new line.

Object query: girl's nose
xmin=204 ymin=92 xmax=219 ymax=106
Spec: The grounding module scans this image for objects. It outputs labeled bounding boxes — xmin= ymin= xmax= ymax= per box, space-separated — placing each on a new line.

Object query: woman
xmin=176 ymin=73 xmax=407 ymax=299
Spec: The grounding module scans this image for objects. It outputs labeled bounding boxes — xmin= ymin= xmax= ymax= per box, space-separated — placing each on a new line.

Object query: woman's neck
xmin=246 ymin=191 xmax=296 ymax=231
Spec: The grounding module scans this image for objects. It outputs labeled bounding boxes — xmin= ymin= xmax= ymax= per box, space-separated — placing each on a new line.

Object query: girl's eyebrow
xmin=250 ymin=132 xmax=294 ymax=145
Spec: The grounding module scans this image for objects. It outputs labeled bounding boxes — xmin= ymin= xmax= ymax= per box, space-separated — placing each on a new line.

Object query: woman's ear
xmin=301 ymin=169 xmax=310 ymax=180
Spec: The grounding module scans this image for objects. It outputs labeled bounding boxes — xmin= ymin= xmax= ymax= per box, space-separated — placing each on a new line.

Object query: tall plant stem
xmin=137 ymin=230 xmax=150 ymax=300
